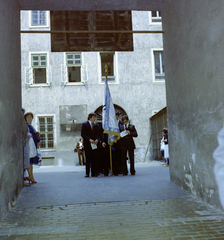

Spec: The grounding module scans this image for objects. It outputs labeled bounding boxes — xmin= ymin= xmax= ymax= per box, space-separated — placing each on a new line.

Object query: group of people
xmin=80 ymin=111 xmax=138 ymax=178
xmin=21 ymin=109 xmax=41 ymax=187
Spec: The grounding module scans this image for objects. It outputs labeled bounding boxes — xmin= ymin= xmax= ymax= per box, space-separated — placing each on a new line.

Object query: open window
xmin=61 ymin=53 xmax=87 ymax=85
xmin=100 ymin=52 xmax=116 ymax=83
xmin=25 ymin=53 xmax=51 ymax=86
xmin=67 ymin=53 xmax=81 ymax=83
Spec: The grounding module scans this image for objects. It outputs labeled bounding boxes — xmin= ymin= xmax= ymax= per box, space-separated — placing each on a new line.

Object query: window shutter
xmin=81 ymin=64 xmax=88 ymax=82
xmin=47 ymin=66 xmax=52 ymax=84
xmin=61 ymin=65 xmax=68 ymax=83
xmin=25 ymin=67 xmax=33 ymax=85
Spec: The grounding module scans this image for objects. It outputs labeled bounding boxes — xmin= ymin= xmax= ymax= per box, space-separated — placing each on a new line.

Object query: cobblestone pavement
xmin=1 ymin=163 xmax=224 ymax=240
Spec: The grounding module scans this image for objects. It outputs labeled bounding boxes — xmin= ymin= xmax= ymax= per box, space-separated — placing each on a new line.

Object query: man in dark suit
xmin=119 ymin=115 xmax=138 ymax=176
xmin=98 ymin=126 xmax=110 ymax=176
xmin=116 ymin=111 xmax=123 ymax=128
xmin=112 ymin=111 xmax=123 ymax=175
xmin=81 ymin=112 xmax=99 ymax=177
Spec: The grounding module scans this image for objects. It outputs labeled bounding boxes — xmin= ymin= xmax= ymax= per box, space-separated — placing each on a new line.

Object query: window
xmin=100 ymin=52 xmax=116 ymax=82
xmin=150 ymin=11 xmax=162 ymax=24
xmin=61 ymin=53 xmax=87 ymax=84
xmin=25 ymin=53 xmax=51 ymax=86
xmin=32 ymin=54 xmax=47 ymax=84
xmin=153 ymin=51 xmax=165 ymax=81
xmin=66 ymin=53 xmax=81 ymax=83
xmin=31 ymin=11 xmax=47 ymax=26
xmin=38 ymin=116 xmax=54 ymax=149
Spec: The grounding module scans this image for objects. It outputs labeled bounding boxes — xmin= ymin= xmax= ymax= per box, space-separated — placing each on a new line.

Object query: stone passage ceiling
xmin=50 ymin=11 xmax=133 ymax=52
xmin=18 ymin=0 xmax=166 ymax=11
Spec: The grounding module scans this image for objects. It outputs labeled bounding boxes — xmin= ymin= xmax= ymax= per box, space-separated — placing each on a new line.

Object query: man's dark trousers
xmin=81 ymin=120 xmax=99 ymax=177
xmin=85 ymin=148 xmax=98 ymax=177
xmin=121 ymin=145 xmax=135 ymax=175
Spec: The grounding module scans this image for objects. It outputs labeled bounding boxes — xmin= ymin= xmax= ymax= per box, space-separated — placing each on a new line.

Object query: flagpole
xmin=105 ymin=64 xmax=113 ymax=176
xmin=109 ymin=145 xmax=113 ymax=176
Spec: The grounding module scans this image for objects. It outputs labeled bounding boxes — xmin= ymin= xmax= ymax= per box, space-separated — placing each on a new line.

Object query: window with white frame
xmin=25 ymin=53 xmax=51 ymax=86
xmin=32 ymin=54 xmax=47 ymax=84
xmin=38 ymin=116 xmax=54 ymax=149
xmin=100 ymin=52 xmax=116 ymax=82
xmin=61 ymin=52 xmax=87 ymax=84
xmin=153 ymin=51 xmax=165 ymax=81
xmin=150 ymin=11 xmax=162 ymax=23
xmin=31 ymin=11 xmax=47 ymax=26
xmin=66 ymin=53 xmax=82 ymax=83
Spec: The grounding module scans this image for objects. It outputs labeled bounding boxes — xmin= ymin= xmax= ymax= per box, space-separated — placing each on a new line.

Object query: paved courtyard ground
xmin=1 ymin=162 xmax=224 ymax=240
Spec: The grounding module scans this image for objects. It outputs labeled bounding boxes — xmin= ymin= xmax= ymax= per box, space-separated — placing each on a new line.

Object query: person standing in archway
xmin=24 ymin=112 xmax=40 ymax=183
xmin=162 ymin=128 xmax=169 ymax=166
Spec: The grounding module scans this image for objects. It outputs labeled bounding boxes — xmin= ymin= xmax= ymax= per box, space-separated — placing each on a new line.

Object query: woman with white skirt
xmin=162 ymin=128 xmax=169 ymax=166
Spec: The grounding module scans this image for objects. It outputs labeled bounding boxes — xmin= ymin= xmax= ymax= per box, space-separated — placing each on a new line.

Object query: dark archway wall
xmin=0 ymin=0 xmax=23 ymax=220
xmin=162 ymin=0 xmax=224 ymax=207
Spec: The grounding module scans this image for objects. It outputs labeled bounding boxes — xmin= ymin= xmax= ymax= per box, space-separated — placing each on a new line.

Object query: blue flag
xmin=102 ymin=79 xmax=120 ymax=144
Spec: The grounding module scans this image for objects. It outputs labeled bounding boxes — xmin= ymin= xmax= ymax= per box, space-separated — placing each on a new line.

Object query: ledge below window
xmin=64 ymin=82 xmax=85 ymax=86
xmin=40 ymin=149 xmax=56 ymax=152
xmin=29 ymin=84 xmax=51 ymax=88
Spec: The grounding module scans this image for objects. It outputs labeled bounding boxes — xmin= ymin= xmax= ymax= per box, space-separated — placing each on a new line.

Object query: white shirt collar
xmin=124 ymin=123 xmax=129 ymax=128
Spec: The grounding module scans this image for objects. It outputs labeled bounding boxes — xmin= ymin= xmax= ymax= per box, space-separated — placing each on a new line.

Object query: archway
xmin=94 ymin=104 xmax=127 ymax=123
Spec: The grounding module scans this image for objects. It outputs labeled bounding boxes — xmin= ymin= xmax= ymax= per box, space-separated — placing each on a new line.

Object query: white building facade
xmin=20 ymin=10 xmax=166 ymax=166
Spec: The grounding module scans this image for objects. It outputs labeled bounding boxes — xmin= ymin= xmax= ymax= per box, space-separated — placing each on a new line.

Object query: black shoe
xmin=123 ymin=173 xmax=127 ymax=176
xmin=85 ymin=175 xmax=89 ymax=178
xmin=131 ymin=173 xmax=135 ymax=175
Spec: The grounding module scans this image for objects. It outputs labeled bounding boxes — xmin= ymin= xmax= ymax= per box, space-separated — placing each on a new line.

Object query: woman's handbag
xmin=160 ymin=141 xmax=165 ymax=151
xmin=29 ymin=138 xmax=37 ymax=158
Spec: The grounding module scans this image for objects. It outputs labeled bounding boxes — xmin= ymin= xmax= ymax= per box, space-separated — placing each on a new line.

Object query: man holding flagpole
xmin=102 ymin=65 xmax=120 ymax=175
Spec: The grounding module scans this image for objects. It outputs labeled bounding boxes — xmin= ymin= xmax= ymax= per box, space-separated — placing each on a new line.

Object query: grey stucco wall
xmin=0 ymin=0 xmax=22 ymax=220
xmin=162 ymin=0 xmax=224 ymax=207
xmin=21 ymin=10 xmax=166 ymax=166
